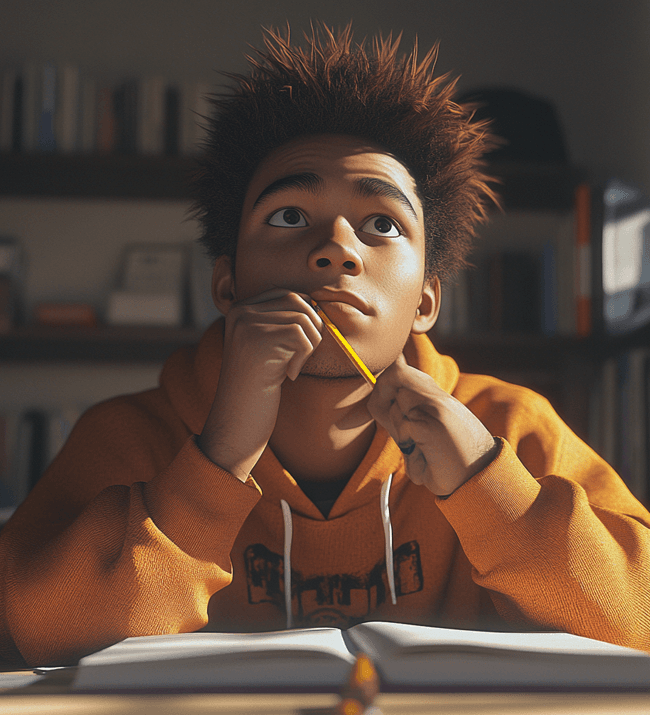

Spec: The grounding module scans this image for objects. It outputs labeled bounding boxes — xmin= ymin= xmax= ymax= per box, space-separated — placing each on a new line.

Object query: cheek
xmin=376 ymin=247 xmax=425 ymax=304
xmin=233 ymin=234 xmax=292 ymax=297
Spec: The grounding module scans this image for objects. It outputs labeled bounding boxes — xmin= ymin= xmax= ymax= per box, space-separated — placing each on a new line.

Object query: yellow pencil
xmin=310 ymin=299 xmax=376 ymax=386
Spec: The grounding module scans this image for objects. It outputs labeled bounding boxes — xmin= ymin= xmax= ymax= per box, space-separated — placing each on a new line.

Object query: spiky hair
xmin=190 ymin=22 xmax=500 ymax=284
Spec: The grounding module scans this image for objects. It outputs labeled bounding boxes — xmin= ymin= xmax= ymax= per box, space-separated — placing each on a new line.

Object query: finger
xmin=394 ymin=387 xmax=443 ymax=422
xmin=240 ymin=291 xmax=323 ymax=330
xmin=240 ymin=287 xmax=296 ymax=305
xmin=388 ymin=404 xmax=412 ymax=451
xmin=366 ymin=381 xmax=398 ymax=429
xmin=257 ymin=310 xmax=323 ymax=350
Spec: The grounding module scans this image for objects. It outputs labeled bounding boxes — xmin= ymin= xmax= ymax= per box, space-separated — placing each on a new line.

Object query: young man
xmin=1 ymin=24 xmax=649 ymax=668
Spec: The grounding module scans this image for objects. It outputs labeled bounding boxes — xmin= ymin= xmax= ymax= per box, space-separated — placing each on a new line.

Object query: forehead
xmin=245 ymin=134 xmax=420 ymax=202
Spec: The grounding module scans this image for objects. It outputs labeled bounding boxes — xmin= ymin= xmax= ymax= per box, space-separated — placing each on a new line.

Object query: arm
xmin=368 ymin=356 xmax=650 ymax=651
xmin=0 ymin=290 xmax=323 ymax=667
xmin=0 ymin=402 xmax=261 ymax=667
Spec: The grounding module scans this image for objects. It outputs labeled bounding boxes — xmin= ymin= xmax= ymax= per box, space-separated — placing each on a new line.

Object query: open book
xmin=72 ymin=621 xmax=650 ymax=692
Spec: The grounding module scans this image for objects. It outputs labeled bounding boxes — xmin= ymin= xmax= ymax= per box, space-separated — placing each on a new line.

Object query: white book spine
xmin=55 ymin=63 xmax=80 ymax=153
xmin=138 ymin=76 xmax=166 ymax=155
xmin=180 ymin=81 xmax=210 ymax=154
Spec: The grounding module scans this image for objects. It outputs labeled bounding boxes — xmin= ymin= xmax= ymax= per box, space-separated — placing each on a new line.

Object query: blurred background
xmin=3 ymin=0 xmax=649 ymax=187
xmin=0 ymin=1 xmax=649 ymax=511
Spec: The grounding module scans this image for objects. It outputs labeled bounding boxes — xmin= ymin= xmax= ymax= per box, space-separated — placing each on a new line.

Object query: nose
xmin=308 ymin=217 xmax=362 ymax=275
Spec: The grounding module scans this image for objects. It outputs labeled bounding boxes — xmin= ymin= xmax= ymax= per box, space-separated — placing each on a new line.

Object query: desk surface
xmin=1 ymin=671 xmax=650 ymax=715
xmin=1 ymin=691 xmax=650 ymax=714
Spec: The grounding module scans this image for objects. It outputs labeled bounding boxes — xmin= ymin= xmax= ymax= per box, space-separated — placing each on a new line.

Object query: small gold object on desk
xmin=333 ymin=653 xmax=381 ymax=715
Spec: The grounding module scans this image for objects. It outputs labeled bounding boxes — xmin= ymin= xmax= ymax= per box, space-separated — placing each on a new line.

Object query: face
xmin=217 ymin=134 xmax=439 ymax=379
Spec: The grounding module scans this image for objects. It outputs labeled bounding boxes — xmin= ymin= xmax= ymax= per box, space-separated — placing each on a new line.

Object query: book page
xmin=73 ymin=628 xmax=356 ymax=691
xmin=348 ymin=621 xmax=642 ymax=658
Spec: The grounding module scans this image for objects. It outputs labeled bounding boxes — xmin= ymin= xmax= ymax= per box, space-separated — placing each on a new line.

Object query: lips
xmin=310 ymin=289 xmax=371 ymax=315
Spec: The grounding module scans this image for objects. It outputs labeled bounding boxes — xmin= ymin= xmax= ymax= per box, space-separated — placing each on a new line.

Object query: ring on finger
xmin=398 ymin=439 xmax=416 ymax=455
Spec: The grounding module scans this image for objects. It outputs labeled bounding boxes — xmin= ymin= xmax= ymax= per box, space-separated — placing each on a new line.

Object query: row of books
xmin=0 ymin=405 xmax=85 ymax=523
xmin=437 ymin=177 xmax=650 ymax=338
xmin=436 ymin=247 xmax=556 ymax=336
xmin=591 ymin=348 xmax=650 ymax=506
xmin=0 ymin=62 xmax=212 ymax=155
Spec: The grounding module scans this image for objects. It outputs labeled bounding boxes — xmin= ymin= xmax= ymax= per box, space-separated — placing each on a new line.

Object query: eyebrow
xmin=251 ymin=171 xmax=418 ymax=222
xmin=353 ymin=177 xmax=418 ymax=221
xmin=252 ymin=172 xmax=324 ymax=212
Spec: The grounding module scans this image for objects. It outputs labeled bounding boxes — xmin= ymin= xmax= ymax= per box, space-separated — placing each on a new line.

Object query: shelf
xmin=432 ymin=332 xmax=599 ymax=374
xmin=0 ymin=326 xmax=204 ymax=362
xmin=0 ymin=154 xmax=580 ymax=209
xmin=0 ymin=154 xmax=197 ymax=199
xmin=0 ymin=325 xmax=603 ymax=367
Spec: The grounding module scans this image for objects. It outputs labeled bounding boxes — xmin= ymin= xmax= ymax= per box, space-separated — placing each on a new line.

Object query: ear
xmin=411 ymin=276 xmax=441 ymax=334
xmin=211 ymin=255 xmax=237 ymax=314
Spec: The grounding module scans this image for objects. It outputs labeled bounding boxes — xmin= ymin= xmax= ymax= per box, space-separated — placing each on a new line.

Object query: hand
xmin=199 ymin=289 xmax=323 ymax=481
xmin=367 ymin=354 xmax=498 ymax=496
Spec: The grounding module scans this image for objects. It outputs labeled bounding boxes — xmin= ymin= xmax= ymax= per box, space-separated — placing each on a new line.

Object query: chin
xmin=299 ymin=358 xmax=362 ymax=381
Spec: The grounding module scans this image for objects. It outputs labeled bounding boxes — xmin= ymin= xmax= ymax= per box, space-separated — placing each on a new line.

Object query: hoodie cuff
xmin=144 ymin=435 xmax=262 ymax=562
xmin=434 ymin=437 xmax=542 ymax=543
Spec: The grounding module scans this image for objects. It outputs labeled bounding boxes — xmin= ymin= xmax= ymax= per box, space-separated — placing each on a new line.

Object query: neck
xmin=268 ymin=374 xmax=376 ymax=484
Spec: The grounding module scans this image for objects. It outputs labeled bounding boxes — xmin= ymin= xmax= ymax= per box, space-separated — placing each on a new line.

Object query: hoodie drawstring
xmin=279 ymin=473 xmax=396 ymax=629
xmin=280 ymin=499 xmax=293 ymax=629
xmin=380 ymin=473 xmax=397 ymax=605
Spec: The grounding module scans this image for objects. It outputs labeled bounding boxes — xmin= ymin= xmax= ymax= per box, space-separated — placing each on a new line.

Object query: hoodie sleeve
xmin=0 ymin=395 xmax=261 ymax=667
xmin=439 ymin=377 xmax=650 ymax=652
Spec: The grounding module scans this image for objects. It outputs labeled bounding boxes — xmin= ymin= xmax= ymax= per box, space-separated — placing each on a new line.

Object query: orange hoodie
xmin=1 ymin=319 xmax=649 ymax=667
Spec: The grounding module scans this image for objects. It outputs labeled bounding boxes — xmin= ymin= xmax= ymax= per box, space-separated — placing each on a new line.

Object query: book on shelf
xmin=592 ymin=348 xmax=650 ymax=505
xmin=54 ymin=63 xmax=80 ymax=153
xmin=0 ymin=236 xmax=24 ymax=331
xmin=434 ymin=210 xmax=576 ymax=338
xmin=433 ymin=175 xmax=650 ymax=340
xmin=136 ymin=75 xmax=166 ymax=155
xmin=0 ymin=404 xmax=84 ymax=521
xmin=113 ymin=79 xmax=138 ymax=155
xmin=106 ymin=242 xmax=188 ymax=327
xmin=95 ymin=84 xmax=116 ymax=154
xmin=78 ymin=75 xmax=97 ymax=154
xmin=70 ymin=620 xmax=650 ymax=693
xmin=179 ymin=81 xmax=211 ymax=154
xmin=0 ymin=67 xmax=18 ymax=152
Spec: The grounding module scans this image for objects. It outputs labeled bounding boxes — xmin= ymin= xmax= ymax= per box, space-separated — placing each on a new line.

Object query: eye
xmin=267 ymin=208 xmax=308 ymax=228
xmin=360 ymin=216 xmax=402 ymax=237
